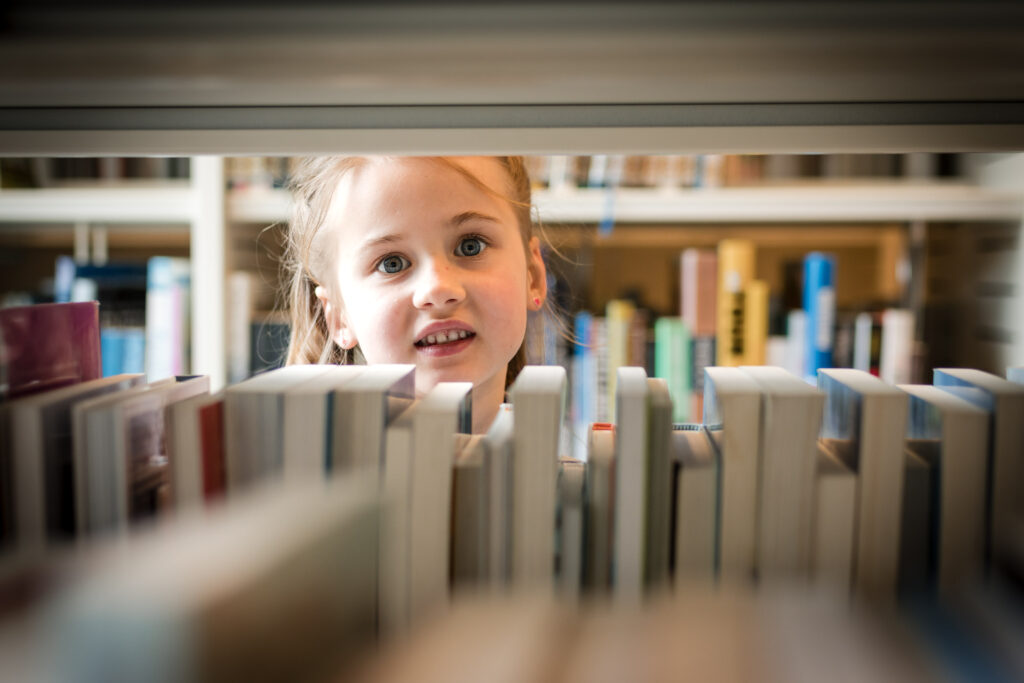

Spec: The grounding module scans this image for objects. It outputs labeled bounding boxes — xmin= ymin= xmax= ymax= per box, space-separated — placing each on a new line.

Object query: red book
xmin=199 ymin=400 xmax=226 ymax=501
xmin=0 ymin=302 xmax=101 ymax=401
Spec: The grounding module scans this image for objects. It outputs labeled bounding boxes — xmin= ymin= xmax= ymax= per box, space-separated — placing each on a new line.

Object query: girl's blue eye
xmin=377 ymin=254 xmax=409 ymax=274
xmin=455 ymin=237 xmax=487 ymax=257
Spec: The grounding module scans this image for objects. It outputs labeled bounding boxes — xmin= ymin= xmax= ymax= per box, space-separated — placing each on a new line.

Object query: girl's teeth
xmin=420 ymin=330 xmax=470 ymax=346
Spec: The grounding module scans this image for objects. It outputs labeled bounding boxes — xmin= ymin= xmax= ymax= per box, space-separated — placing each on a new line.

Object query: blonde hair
xmin=282 ymin=156 xmax=537 ymax=388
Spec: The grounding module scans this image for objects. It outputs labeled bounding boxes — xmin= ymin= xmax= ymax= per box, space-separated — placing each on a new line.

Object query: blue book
xmin=802 ymin=252 xmax=836 ymax=380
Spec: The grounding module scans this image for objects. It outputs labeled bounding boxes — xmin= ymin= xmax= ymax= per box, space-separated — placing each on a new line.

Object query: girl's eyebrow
xmin=450 ymin=210 xmax=500 ymax=226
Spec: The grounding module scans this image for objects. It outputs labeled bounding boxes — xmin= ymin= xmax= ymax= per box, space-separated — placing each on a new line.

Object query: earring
xmin=533 ymin=297 xmax=541 ymax=307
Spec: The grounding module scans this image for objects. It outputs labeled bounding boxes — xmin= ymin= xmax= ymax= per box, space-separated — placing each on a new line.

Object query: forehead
xmin=326 ymin=156 xmax=512 ymax=227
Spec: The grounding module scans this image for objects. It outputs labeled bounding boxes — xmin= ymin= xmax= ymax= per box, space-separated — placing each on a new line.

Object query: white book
xmin=380 ymin=402 xmax=415 ymax=638
xmin=5 ymin=374 xmax=143 ymax=552
xmin=900 ymin=384 xmax=988 ymax=596
xmin=508 ymin=365 xmax=567 ymax=589
xmin=613 ymin=366 xmax=648 ymax=603
xmin=811 ymin=441 xmax=857 ymax=593
xmin=703 ymin=366 xmax=762 ymax=584
xmin=74 ymin=376 xmax=210 ymax=536
xmin=223 ymin=365 xmax=333 ymax=492
xmin=880 ymin=309 xmax=914 ymax=385
xmin=645 ymin=378 xmax=674 ymax=589
xmin=557 ymin=456 xmax=585 ymax=600
xmin=934 ymin=368 xmax=1024 ymax=563
xmin=672 ymin=426 xmax=717 ymax=584
xmin=482 ymin=404 xmax=514 ymax=588
xmin=853 ymin=312 xmax=873 ymax=372
xmin=818 ymin=368 xmax=907 ymax=603
xmin=281 ymin=365 xmax=365 ymax=483
xmin=741 ymin=366 xmax=823 ymax=584
xmin=584 ymin=424 xmax=614 ymax=592
xmin=49 ymin=472 xmax=380 ymax=683
xmin=381 ymin=382 xmax=472 ymax=634
xmin=452 ymin=434 xmax=487 ymax=590
xmin=331 ymin=364 xmax=415 ymax=473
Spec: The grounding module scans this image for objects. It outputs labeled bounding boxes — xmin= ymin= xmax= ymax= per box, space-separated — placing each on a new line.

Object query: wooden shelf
xmin=226 ymin=182 xmax=1024 ymax=226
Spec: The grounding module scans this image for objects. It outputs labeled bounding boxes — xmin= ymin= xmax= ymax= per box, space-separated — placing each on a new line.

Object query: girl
xmin=283 ymin=156 xmax=548 ymax=434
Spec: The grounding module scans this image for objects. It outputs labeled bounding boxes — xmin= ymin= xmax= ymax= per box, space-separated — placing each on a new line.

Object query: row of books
xmin=53 ymin=256 xmax=192 ymax=380
xmin=570 ymin=243 xmax=914 ymax=458
xmin=526 ymin=153 xmax=953 ymax=191
xmin=0 ymin=157 xmax=191 ymax=188
xmin=4 ymin=359 xmax=1022 ymax=680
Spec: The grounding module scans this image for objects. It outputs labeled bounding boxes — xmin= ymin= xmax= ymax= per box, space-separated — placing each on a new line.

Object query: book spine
xmin=803 ymin=252 xmax=836 ymax=380
xmin=716 ymin=240 xmax=755 ymax=366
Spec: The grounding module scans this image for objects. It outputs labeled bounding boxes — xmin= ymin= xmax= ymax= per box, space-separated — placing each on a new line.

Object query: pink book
xmin=0 ymin=302 xmax=101 ymax=400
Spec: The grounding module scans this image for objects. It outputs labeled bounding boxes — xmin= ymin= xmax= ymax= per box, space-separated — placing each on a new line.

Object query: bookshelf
xmin=2 ymin=4 xmax=1024 ymax=680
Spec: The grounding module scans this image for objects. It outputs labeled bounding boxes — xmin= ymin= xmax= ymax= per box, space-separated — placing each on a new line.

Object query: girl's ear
xmin=315 ymin=285 xmax=358 ymax=350
xmin=526 ymin=236 xmax=547 ymax=311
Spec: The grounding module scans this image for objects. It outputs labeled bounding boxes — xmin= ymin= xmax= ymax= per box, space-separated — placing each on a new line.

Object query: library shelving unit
xmin=3 ymin=158 xmax=1023 ymax=391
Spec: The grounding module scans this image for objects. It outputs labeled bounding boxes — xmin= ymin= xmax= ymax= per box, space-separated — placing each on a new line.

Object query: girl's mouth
xmin=414 ymin=329 xmax=476 ymax=357
xmin=414 ymin=329 xmax=475 ymax=348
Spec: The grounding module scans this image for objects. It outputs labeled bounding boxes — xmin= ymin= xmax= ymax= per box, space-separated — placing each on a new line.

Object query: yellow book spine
xmin=744 ymin=279 xmax=769 ymax=365
xmin=716 ymin=240 xmax=756 ymax=366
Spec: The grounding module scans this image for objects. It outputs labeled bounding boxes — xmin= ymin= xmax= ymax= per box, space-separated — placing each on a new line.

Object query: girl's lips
xmin=414 ymin=333 xmax=475 ymax=358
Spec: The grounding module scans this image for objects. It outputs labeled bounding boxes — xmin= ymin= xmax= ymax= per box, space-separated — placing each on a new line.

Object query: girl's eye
xmin=376 ymin=254 xmax=410 ymax=274
xmin=455 ymin=236 xmax=487 ymax=257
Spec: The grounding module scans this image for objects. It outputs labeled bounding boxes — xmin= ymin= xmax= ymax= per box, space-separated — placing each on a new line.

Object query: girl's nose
xmin=412 ymin=259 xmax=466 ymax=310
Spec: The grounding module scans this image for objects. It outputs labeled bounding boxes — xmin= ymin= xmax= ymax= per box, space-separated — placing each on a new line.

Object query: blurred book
xmin=0 ymin=301 xmax=102 ymax=401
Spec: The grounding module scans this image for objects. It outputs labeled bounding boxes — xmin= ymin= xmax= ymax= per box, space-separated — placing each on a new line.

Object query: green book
xmin=654 ymin=317 xmax=691 ymax=423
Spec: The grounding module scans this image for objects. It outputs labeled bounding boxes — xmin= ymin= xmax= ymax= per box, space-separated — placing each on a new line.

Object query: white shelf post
xmin=190 ymin=157 xmax=227 ymax=392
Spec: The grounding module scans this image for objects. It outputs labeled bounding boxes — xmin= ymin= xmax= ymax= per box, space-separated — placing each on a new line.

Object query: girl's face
xmin=319 ymin=157 xmax=546 ymax=403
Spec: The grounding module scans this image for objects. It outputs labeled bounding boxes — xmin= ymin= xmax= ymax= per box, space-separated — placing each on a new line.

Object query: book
xmin=803 ymin=252 xmax=836 ymax=380
xmin=281 ymin=365 xmax=365 ymax=482
xmin=613 ymin=366 xmax=648 ymax=602
xmin=571 ymin=311 xmax=599 ymax=461
xmin=73 ymin=375 xmax=210 ymax=536
xmin=509 ymin=365 xmax=567 ymax=588
xmin=743 ymin=279 xmax=769 ymax=366
xmin=811 ymin=440 xmax=857 ymax=593
xmin=451 ymin=434 xmax=487 ymax=591
xmin=0 ymin=301 xmax=102 ymax=401
xmin=880 ymin=309 xmax=914 ymax=384
xmin=331 ymin=364 xmax=416 ymax=474
xmin=166 ymin=391 xmax=225 ymax=510
xmin=716 ymin=240 xmax=756 ymax=367
xmin=653 ymin=317 xmax=691 ymax=423
xmin=784 ymin=309 xmax=807 ymax=378
xmin=145 ymin=256 xmax=191 ymax=381
xmin=898 ymin=449 xmax=932 ymax=595
xmin=557 ymin=456 xmax=585 ymax=599
xmin=584 ymin=423 xmax=614 ymax=592
xmin=1008 ymin=367 xmax=1024 ymax=384
xmin=223 ymin=365 xmax=336 ymax=492
xmin=818 ymin=368 xmax=908 ymax=603
xmin=680 ymin=248 xmax=717 ymax=421
xmin=482 ymin=403 xmax=514 ymax=588
xmin=900 ymin=385 xmax=988 ymax=596
xmin=703 ymin=367 xmax=762 ymax=584
xmin=644 ymin=378 xmax=673 ymax=589
xmin=605 ymin=300 xmax=635 ymax=420
xmin=741 ymin=366 xmax=823 ymax=584
xmin=934 ymin=368 xmax=1024 ymax=563
xmin=4 ymin=373 xmax=144 ymax=552
xmin=49 ymin=472 xmax=381 ymax=683
xmin=671 ymin=425 xmax=717 ymax=584
xmin=382 ymin=382 xmax=472 ymax=633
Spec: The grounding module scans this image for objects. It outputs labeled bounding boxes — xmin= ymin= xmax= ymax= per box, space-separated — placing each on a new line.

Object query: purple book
xmin=0 ymin=301 xmax=102 ymax=401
